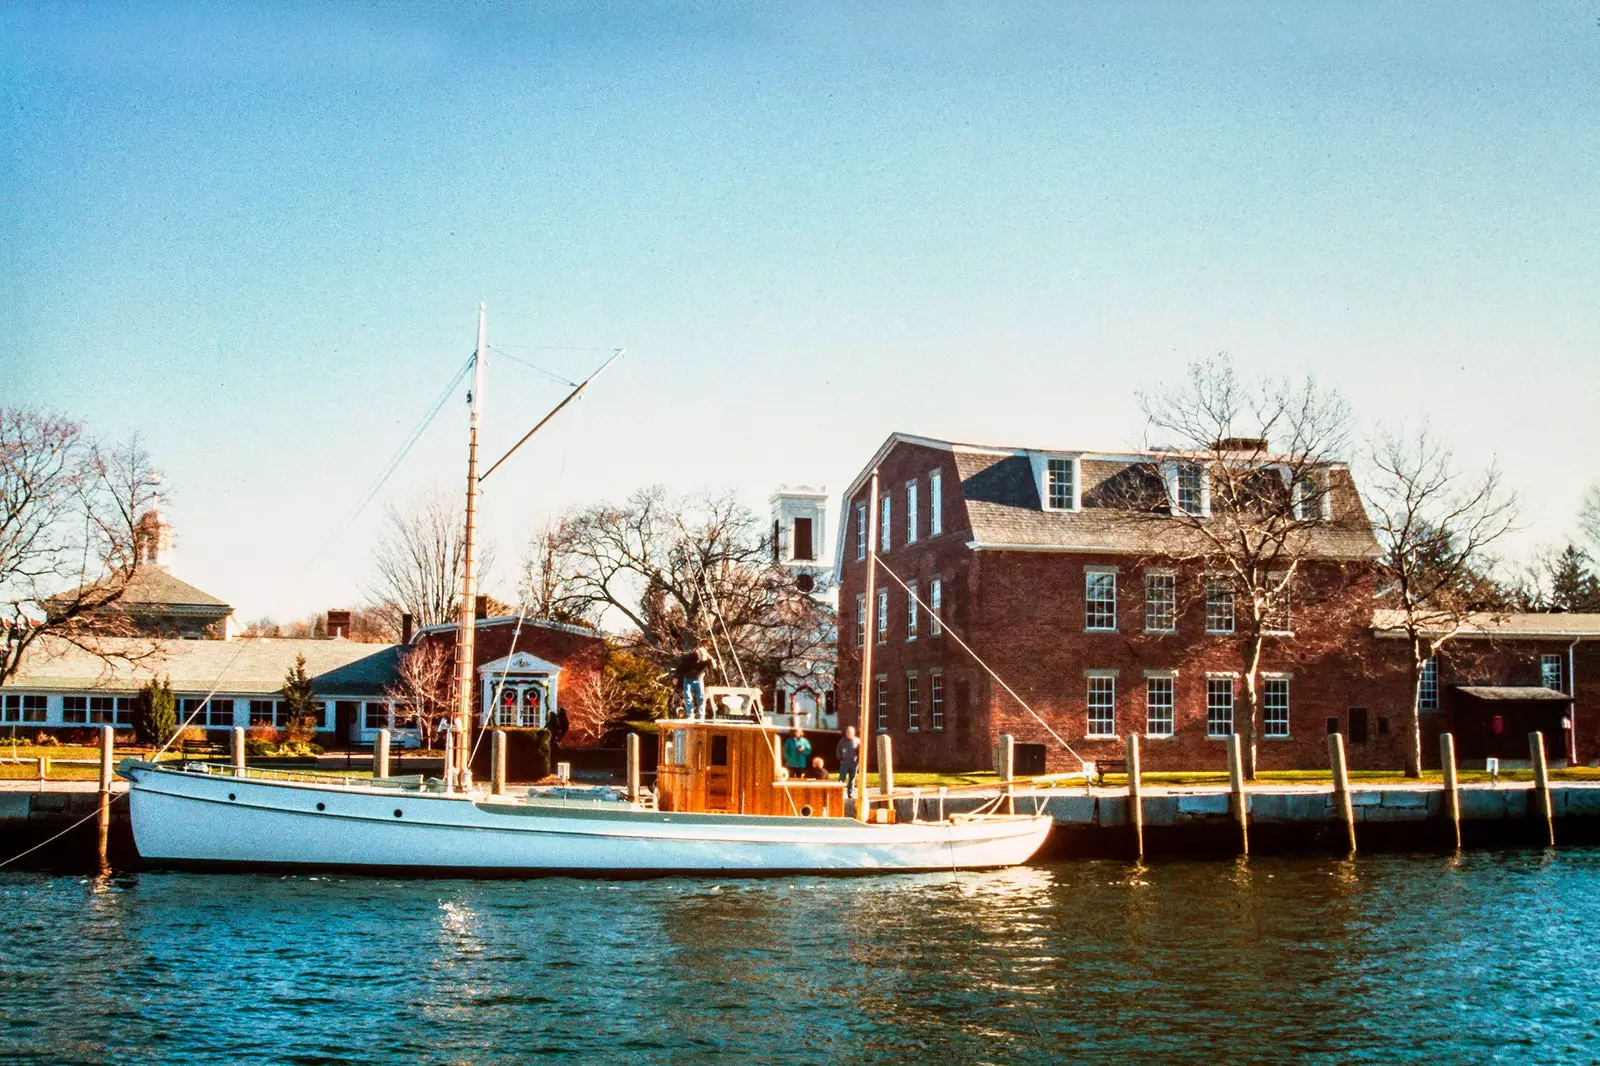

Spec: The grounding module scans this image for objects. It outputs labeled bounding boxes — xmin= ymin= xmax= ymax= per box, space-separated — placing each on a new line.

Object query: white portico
xmin=479 ymin=651 xmax=562 ymax=728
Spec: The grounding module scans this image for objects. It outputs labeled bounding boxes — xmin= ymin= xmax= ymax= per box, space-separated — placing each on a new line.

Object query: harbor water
xmin=3 ymin=850 xmax=1599 ymax=1064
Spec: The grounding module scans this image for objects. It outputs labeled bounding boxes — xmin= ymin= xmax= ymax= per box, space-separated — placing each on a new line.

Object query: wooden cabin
xmin=656 ymin=720 xmax=848 ymax=818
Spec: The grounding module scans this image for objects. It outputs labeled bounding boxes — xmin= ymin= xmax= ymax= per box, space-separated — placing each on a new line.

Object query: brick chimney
xmin=400 ymin=612 xmax=414 ymax=644
xmin=326 ymin=609 xmax=351 ymax=639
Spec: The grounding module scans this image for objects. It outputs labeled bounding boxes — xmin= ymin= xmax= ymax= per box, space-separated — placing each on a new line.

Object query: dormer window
xmin=1032 ymin=454 xmax=1079 ymax=512
xmin=1293 ymin=472 xmax=1330 ymax=521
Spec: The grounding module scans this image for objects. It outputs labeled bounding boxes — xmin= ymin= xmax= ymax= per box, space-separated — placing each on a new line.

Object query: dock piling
xmin=1227 ymin=733 xmax=1248 ymax=856
xmin=1440 ymin=732 xmax=1461 ymax=850
xmin=1530 ymin=731 xmax=1554 ymax=846
xmin=1328 ymin=732 xmax=1356 ymax=853
xmin=877 ymin=734 xmax=894 ymax=797
xmin=231 ymin=727 xmax=245 ymax=776
xmin=491 ymin=730 xmax=506 ymax=795
xmin=1126 ymin=733 xmax=1144 ymax=860
xmin=998 ymin=734 xmax=1015 ymax=815
xmin=97 ymin=726 xmax=113 ymax=865
xmin=375 ymin=729 xmax=391 ymax=780
xmin=625 ymin=732 xmax=640 ymax=802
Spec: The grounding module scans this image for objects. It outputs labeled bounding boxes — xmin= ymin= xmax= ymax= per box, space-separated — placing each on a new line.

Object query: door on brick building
xmin=1348 ymin=708 xmax=1368 ymax=745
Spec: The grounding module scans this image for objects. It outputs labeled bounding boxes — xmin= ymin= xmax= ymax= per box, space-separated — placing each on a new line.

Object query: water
xmin=3 ymin=852 xmax=1599 ymax=1064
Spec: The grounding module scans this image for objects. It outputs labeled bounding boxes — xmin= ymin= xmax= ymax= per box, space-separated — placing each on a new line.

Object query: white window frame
xmin=876 ymin=588 xmax=888 ymax=644
xmin=874 ymin=674 xmax=888 ymax=733
xmin=929 ymin=469 xmax=943 ymax=536
xmin=1086 ymin=672 xmax=1117 ymax=738
xmin=1541 ymin=654 xmax=1564 ymax=692
xmin=1165 ymin=461 xmax=1210 ymax=517
xmin=1144 ymin=673 xmax=1175 ymax=738
xmin=929 ymin=670 xmax=945 ymax=731
xmin=1206 ymin=676 xmax=1234 ymax=738
xmin=1263 ymin=675 xmax=1291 ymax=738
xmin=1144 ymin=570 xmax=1176 ymax=633
xmin=906 ymin=580 xmax=918 ymax=642
xmin=1264 ymin=571 xmax=1293 ymax=635
xmin=1205 ymin=575 xmax=1235 ymax=634
xmin=1032 ymin=453 xmax=1081 ymax=512
xmin=855 ymin=503 xmax=866 ymax=561
xmin=906 ymin=479 xmax=919 ymax=544
xmin=1085 ymin=567 xmax=1117 ymax=632
xmin=906 ymin=670 xmax=920 ymax=732
xmin=880 ymin=494 xmax=892 ymax=551
xmin=1293 ymin=472 xmax=1331 ymax=522
xmin=855 ymin=593 xmax=866 ymax=650
xmin=1419 ymin=657 xmax=1438 ymax=711
xmin=929 ymin=578 xmax=943 ymax=637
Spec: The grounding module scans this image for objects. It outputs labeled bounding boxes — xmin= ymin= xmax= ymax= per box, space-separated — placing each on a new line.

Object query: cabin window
xmin=710 ymin=734 xmax=728 ymax=767
xmin=1263 ymin=678 xmax=1290 ymax=738
xmin=670 ymin=729 xmax=687 ymax=765
xmin=929 ymin=469 xmax=943 ymax=535
xmin=1419 ymin=657 xmax=1438 ymax=711
xmin=1206 ymin=678 xmax=1234 ymax=737
xmin=1 ymin=694 xmax=46 ymax=723
xmin=1145 ymin=676 xmax=1174 ymax=737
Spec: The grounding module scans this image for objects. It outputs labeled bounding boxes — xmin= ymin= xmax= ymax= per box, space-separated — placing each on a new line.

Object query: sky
xmin=3 ymin=1 xmax=1597 ymax=622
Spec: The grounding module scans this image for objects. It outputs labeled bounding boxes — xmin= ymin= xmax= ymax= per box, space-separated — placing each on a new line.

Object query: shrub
xmin=134 ymin=677 xmax=178 ymax=747
xmin=243 ymin=738 xmax=276 ymax=757
xmin=470 ymin=727 xmax=551 ymax=783
xmin=179 ymin=726 xmax=207 ymax=744
xmin=246 ymin=724 xmax=281 ymax=745
xmin=33 ymin=733 xmax=61 ymax=747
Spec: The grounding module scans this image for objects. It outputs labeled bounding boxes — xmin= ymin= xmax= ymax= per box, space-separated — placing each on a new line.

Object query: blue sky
xmin=3 ymin=1 xmax=1597 ymax=620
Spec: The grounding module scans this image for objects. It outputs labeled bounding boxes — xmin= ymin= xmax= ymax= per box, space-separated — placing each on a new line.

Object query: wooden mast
xmin=452 ymin=303 xmax=487 ymax=791
xmin=855 ymin=470 xmax=880 ymax=821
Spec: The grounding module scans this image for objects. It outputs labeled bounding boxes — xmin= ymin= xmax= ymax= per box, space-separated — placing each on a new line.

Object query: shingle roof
xmin=1373 ymin=610 xmax=1600 ymax=640
xmin=7 ymin=636 xmax=400 ymax=697
xmin=1454 ymin=685 xmax=1573 ymax=702
xmin=50 ymin=566 xmax=231 ymax=613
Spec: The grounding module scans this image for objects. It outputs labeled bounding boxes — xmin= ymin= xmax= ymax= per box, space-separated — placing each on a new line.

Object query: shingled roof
xmin=844 ymin=432 xmax=1381 ymax=560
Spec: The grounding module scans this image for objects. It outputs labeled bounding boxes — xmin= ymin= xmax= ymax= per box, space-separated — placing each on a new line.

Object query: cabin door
xmin=704 ymin=734 xmax=732 ymax=811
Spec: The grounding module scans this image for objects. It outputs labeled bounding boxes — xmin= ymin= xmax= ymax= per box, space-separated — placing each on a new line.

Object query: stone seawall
xmin=0 ymin=790 xmax=136 ymax=868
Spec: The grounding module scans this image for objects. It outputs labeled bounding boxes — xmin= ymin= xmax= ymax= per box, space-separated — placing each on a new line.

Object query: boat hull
xmin=125 ymin=765 xmax=1052 ymax=876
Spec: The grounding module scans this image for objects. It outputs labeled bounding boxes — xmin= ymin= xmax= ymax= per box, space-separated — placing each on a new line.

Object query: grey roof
xmin=51 ymin=566 xmax=231 ymax=614
xmin=7 ymin=635 xmax=400 ymax=697
xmin=411 ymin=614 xmax=602 ymax=642
xmin=1373 ymin=610 xmax=1600 ymax=640
xmin=1453 ymin=685 xmax=1573 ymax=703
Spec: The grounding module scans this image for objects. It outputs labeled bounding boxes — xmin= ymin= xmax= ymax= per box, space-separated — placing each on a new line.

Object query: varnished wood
xmin=656 ymin=721 xmax=844 ymax=818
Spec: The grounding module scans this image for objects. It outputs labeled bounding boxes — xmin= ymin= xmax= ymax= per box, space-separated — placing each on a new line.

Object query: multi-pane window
xmin=930 ymin=672 xmax=945 ymax=731
xmin=63 ymin=696 xmax=88 ymax=724
xmin=1205 ymin=577 xmax=1235 ymax=633
xmin=929 ymin=578 xmax=943 ymax=637
xmin=1087 ymin=675 xmax=1116 ymax=737
xmin=1145 ymin=676 xmax=1175 ymax=737
xmin=73 ymin=696 xmax=134 ymax=726
xmin=251 ymin=699 xmax=283 ymax=726
xmin=874 ymin=675 xmax=888 ymax=733
xmin=906 ymin=580 xmax=918 ymax=641
xmin=880 ymin=495 xmax=892 ymax=551
xmin=1206 ymin=678 xmax=1234 ymax=737
xmin=1047 ymin=457 xmax=1075 ymax=510
xmin=855 ymin=504 xmax=867 ymax=561
xmin=1295 ymin=475 xmax=1326 ymax=521
xmin=363 ymin=701 xmax=389 ymax=730
xmin=906 ymin=480 xmax=919 ymax=544
xmin=1542 ymin=654 xmax=1564 ymax=692
xmin=1144 ymin=573 xmax=1176 ymax=632
xmin=1085 ymin=570 xmax=1117 ymax=631
xmin=1 ymin=694 xmax=47 ymax=723
xmin=179 ymin=697 xmax=232 ymax=729
xmin=877 ymin=589 xmax=888 ymax=644
xmin=1176 ymin=464 xmax=1205 ymax=515
xmin=930 ymin=469 xmax=943 ymax=535
xmin=906 ymin=672 xmax=921 ymax=731
xmin=1263 ymin=678 xmax=1290 ymax=738
xmin=855 ymin=594 xmax=866 ymax=650
xmin=1419 ymin=658 xmax=1438 ymax=711
xmin=1265 ymin=572 xmax=1292 ymax=633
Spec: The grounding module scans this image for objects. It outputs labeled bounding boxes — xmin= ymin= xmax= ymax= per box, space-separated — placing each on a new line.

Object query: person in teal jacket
xmin=781 ymin=727 xmax=812 ymax=777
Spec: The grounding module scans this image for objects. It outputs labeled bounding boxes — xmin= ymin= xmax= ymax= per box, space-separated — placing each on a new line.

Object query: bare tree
xmin=367 ymin=492 xmax=495 ymax=632
xmin=386 ymin=640 xmax=454 ymax=749
xmin=1 ymin=409 xmax=164 ymax=684
xmin=535 ymin=487 xmax=834 ymax=690
xmin=521 ymin=521 xmax=593 ymax=627
xmin=1365 ymin=424 xmax=1517 ymax=777
xmin=1579 ymin=484 xmax=1600 ymax=553
xmin=1123 ymin=356 xmax=1358 ymax=779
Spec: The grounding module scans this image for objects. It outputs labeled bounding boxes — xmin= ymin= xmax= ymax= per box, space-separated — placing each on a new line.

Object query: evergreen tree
xmin=1548 ymin=544 xmax=1600 ymax=612
xmin=282 ymin=654 xmax=319 ymax=744
xmin=134 ymin=677 xmax=177 ymax=747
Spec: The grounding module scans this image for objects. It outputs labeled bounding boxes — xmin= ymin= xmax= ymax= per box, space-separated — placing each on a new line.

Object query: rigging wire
xmin=489 ymin=348 xmax=578 ymax=388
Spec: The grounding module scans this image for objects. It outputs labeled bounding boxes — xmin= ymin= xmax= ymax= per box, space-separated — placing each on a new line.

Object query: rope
xmin=0 ymin=795 xmax=121 ymax=870
xmin=872 ymin=557 xmax=1089 ymax=771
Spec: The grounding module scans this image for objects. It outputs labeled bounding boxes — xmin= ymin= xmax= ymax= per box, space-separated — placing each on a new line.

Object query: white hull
xmin=124 ymin=764 xmax=1052 ymax=875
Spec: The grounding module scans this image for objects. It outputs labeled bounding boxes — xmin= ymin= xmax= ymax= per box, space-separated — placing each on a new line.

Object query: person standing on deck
xmin=836 ymin=725 xmax=860 ymax=797
xmin=782 ymin=727 xmax=812 ymax=778
xmin=674 ymin=644 xmax=716 ymax=719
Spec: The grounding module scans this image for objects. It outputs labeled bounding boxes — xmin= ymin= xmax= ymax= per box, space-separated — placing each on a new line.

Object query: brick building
xmin=836 ymin=432 xmax=1417 ymax=773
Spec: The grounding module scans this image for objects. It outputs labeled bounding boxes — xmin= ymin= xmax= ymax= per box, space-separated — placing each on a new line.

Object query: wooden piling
xmin=1126 ymin=733 xmax=1144 ymax=860
xmin=998 ymin=733 xmax=1015 ymax=815
xmin=374 ymin=729 xmax=391 ymax=780
xmin=36 ymin=756 xmax=48 ymax=788
xmin=1530 ymin=730 xmax=1554 ymax=847
xmin=97 ymin=726 xmax=113 ymax=865
xmin=231 ymin=726 xmax=245 ymax=776
xmin=910 ymin=787 xmax=922 ymax=823
xmin=877 ymin=734 xmax=894 ymax=796
xmin=1440 ymin=732 xmax=1461 ymax=850
xmin=1327 ymin=732 xmax=1356 ymax=853
xmin=625 ymin=732 xmax=641 ymax=802
xmin=1227 ymin=733 xmax=1249 ymax=856
xmin=491 ymin=730 xmax=507 ymax=796
xmin=937 ymin=786 xmax=947 ymax=823
xmin=443 ymin=728 xmax=455 ymax=787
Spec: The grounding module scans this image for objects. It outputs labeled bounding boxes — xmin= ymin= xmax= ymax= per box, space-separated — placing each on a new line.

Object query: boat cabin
xmin=656 ymin=711 xmax=847 ymax=819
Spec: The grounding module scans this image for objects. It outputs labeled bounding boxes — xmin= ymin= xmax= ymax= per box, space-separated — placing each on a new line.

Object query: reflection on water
xmin=4 ymin=851 xmax=1600 ymax=1064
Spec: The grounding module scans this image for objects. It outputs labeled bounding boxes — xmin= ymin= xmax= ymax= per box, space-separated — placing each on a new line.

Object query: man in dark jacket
xmin=673 ymin=644 xmax=715 ymax=719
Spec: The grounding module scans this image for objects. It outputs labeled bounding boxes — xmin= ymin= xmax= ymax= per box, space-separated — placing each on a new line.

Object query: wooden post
xmin=877 ymin=733 xmax=894 ymax=796
xmin=1530 ymin=730 xmax=1554 ymax=847
xmin=1328 ymin=732 xmax=1356 ymax=853
xmin=231 ymin=726 xmax=245 ymax=776
xmin=625 ymin=732 xmax=641 ymax=802
xmin=938 ymin=786 xmax=947 ymax=823
xmin=443 ymin=726 xmax=455 ymax=788
xmin=1440 ymin=732 xmax=1461 ymax=850
xmin=998 ymin=733 xmax=1015 ymax=815
xmin=1126 ymin=733 xmax=1144 ymax=860
xmin=374 ymin=729 xmax=391 ymax=780
xmin=97 ymin=725 xmax=113 ymax=865
xmin=490 ymin=729 xmax=506 ymax=795
xmin=1227 ymin=733 xmax=1249 ymax=856
xmin=854 ymin=470 xmax=881 ymax=822
xmin=910 ymin=787 xmax=922 ymax=823
xmin=36 ymin=756 xmax=47 ymax=788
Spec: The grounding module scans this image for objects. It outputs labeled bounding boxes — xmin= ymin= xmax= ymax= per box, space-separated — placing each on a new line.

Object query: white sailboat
xmin=122 ymin=307 xmax=1052 ymax=875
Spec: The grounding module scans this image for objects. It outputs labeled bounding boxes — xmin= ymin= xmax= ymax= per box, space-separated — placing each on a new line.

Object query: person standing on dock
xmin=782 ymin=727 xmax=812 ymax=778
xmin=836 ymin=726 xmax=860 ymax=798
xmin=674 ymin=644 xmax=716 ymax=719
